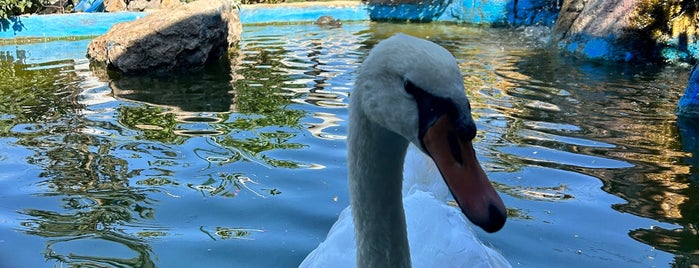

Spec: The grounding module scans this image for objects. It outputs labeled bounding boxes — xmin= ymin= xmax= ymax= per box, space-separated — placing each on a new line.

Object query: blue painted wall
xmin=364 ymin=0 xmax=559 ymax=25
xmin=0 ymin=6 xmax=370 ymax=39
xmin=1 ymin=0 xmax=561 ymax=40
xmin=439 ymin=0 xmax=559 ymax=25
xmin=1 ymin=12 xmax=144 ymax=39
xmin=238 ymin=4 xmax=369 ymax=24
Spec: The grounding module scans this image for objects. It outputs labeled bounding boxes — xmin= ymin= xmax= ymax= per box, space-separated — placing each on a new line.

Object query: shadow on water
xmin=111 ymin=63 xmax=235 ymax=113
xmin=678 ymin=116 xmax=699 ymax=184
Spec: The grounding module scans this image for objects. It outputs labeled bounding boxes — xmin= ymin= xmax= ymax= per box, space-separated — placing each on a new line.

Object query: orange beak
xmin=422 ymin=115 xmax=507 ymax=233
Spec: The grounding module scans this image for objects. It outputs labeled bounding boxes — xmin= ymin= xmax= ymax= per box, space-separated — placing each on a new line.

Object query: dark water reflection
xmin=504 ymin=52 xmax=698 ymax=265
xmin=0 ymin=23 xmax=697 ymax=267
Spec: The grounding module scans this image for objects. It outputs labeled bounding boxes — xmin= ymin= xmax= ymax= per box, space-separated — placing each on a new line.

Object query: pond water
xmin=0 ymin=22 xmax=697 ymax=267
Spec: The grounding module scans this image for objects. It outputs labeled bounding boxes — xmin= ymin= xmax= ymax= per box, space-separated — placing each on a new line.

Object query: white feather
xmin=301 ymin=146 xmax=510 ymax=268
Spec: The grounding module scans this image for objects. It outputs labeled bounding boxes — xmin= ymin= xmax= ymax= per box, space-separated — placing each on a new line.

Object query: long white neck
xmin=348 ymin=97 xmax=411 ymax=267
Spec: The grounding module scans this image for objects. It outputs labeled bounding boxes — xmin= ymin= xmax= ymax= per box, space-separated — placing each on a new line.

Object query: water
xmin=0 ymin=22 xmax=696 ymax=267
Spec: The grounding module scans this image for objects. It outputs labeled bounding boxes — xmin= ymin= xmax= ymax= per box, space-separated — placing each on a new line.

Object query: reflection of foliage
xmin=213 ymin=130 xmax=305 ymax=168
xmin=19 ymin=132 xmax=159 ymax=266
xmin=188 ymin=172 xmax=268 ymax=198
xmin=41 ymin=232 xmax=156 ymax=267
xmin=226 ymin=109 xmax=304 ymax=131
xmin=495 ymin=182 xmax=573 ymax=202
xmin=2 ymin=45 xmax=160 ymax=267
xmin=22 ymin=192 xmax=153 ymax=238
xmin=200 ymin=225 xmax=265 ymax=240
xmin=17 ymin=134 xmax=160 ymax=267
xmin=0 ymin=50 xmax=80 ymax=131
xmin=631 ymin=0 xmax=699 ymax=61
xmin=118 ymin=105 xmax=186 ymax=144
xmin=108 ymin=44 xmax=308 ymax=168
xmin=231 ymin=47 xmax=306 ymax=129
xmin=137 ymin=176 xmax=180 ymax=186
xmin=0 ymin=0 xmax=41 ymax=20
xmin=632 ymin=0 xmax=698 ymax=39
xmin=629 ymin=225 xmax=699 ymax=266
xmin=506 ymin=207 xmax=534 ymax=220
xmin=207 ymin=45 xmax=308 ymax=168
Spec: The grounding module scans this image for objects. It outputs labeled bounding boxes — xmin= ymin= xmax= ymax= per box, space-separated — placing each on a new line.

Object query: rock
xmin=506 ymin=0 xmax=560 ymax=26
xmin=104 ymin=0 xmax=127 ymax=12
xmin=160 ymin=0 xmax=183 ymax=9
xmin=678 ymin=65 xmax=699 ymax=117
xmin=677 ymin=64 xmax=699 ymax=170
xmin=552 ymin=0 xmax=644 ymax=61
xmin=86 ymin=0 xmax=242 ymax=75
xmin=552 ymin=0 xmax=698 ymax=63
xmin=127 ymin=0 xmax=161 ymax=11
xmin=315 ymin=15 xmax=341 ymax=27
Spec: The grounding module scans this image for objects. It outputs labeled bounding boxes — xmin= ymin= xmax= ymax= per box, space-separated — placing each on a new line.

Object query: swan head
xmin=353 ymin=34 xmax=507 ymax=233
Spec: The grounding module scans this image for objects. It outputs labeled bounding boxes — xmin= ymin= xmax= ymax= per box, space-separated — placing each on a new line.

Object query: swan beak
xmin=422 ymin=115 xmax=507 ymax=233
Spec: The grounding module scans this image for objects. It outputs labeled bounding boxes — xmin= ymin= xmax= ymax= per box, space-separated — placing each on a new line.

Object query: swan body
xmin=301 ymin=146 xmax=511 ymax=267
xmin=301 ymin=34 xmax=507 ymax=267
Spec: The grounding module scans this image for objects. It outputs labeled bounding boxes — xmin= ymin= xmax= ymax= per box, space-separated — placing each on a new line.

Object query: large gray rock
xmin=86 ymin=0 xmax=242 ymax=75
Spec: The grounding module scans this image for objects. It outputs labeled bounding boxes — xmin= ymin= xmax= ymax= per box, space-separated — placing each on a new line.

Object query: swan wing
xmin=299 ymin=206 xmax=357 ymax=268
xmin=300 ymin=191 xmax=511 ymax=268
xmin=404 ymin=190 xmax=511 ymax=268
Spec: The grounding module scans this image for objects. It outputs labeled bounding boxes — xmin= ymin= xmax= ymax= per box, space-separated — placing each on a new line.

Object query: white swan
xmin=300 ymin=34 xmax=509 ymax=268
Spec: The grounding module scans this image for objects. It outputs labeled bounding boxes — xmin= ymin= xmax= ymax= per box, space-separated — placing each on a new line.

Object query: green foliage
xmin=0 ymin=0 xmax=41 ymax=19
xmin=0 ymin=0 xmax=42 ymax=31
xmin=631 ymin=0 xmax=699 ymax=62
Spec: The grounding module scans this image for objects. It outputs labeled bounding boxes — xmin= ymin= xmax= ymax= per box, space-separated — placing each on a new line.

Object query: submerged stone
xmin=315 ymin=15 xmax=341 ymax=27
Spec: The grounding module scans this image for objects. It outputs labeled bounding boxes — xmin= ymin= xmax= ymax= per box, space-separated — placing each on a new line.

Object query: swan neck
xmin=348 ymin=108 xmax=411 ymax=267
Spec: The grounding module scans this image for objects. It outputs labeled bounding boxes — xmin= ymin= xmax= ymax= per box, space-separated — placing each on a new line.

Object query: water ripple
xmin=499 ymin=144 xmax=634 ymax=169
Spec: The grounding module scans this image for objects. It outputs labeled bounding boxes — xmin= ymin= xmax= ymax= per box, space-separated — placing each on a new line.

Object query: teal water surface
xmin=0 ymin=22 xmax=696 ymax=267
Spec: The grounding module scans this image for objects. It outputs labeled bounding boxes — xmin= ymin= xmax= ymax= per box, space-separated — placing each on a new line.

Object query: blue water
xmin=0 ymin=22 xmax=696 ymax=267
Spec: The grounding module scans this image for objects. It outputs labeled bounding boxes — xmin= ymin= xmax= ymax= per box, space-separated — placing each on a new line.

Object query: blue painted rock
xmin=553 ymin=0 xmax=698 ymax=63
xmin=678 ymin=65 xmax=699 ymax=117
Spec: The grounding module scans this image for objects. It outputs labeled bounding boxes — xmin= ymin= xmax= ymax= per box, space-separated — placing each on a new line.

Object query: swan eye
xmin=405 ymin=80 xmax=453 ymax=122
xmin=405 ymin=80 xmax=478 ymax=143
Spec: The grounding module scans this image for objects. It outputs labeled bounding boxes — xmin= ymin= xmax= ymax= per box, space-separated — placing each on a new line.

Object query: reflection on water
xmin=0 ymin=23 xmax=697 ymax=267
xmin=484 ymin=47 xmax=697 ymax=266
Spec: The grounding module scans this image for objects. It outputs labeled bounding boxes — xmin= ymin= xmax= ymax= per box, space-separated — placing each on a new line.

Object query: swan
xmin=300 ymin=34 xmax=508 ymax=267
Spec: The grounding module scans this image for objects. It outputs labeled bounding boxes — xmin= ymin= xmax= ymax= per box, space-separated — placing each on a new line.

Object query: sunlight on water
xmin=0 ymin=22 xmax=697 ymax=267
